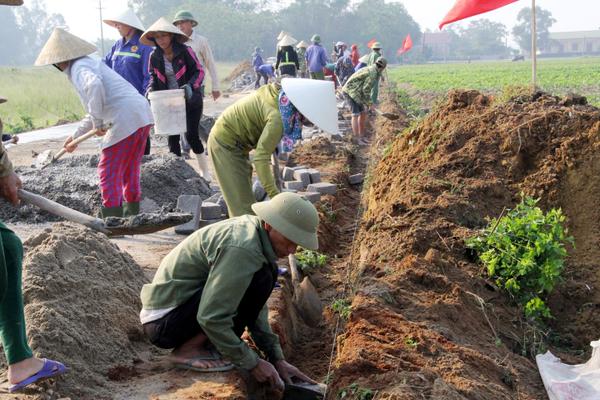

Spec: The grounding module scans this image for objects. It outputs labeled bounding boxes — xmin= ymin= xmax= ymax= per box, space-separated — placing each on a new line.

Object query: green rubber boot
xmin=101 ymin=206 xmax=123 ymax=219
xmin=123 ymin=202 xmax=140 ymax=217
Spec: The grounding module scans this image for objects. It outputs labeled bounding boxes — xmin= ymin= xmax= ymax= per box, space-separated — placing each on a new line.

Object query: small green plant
xmin=404 ymin=336 xmax=419 ymax=349
xmin=295 ymin=249 xmax=327 ymax=274
xmin=338 ymin=383 xmax=374 ymax=400
xmin=466 ymin=196 xmax=573 ymax=322
xmin=332 ymin=298 xmax=352 ymax=320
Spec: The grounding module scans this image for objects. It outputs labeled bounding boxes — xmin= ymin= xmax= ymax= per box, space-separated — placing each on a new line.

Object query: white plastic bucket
xmin=148 ymin=89 xmax=186 ymax=136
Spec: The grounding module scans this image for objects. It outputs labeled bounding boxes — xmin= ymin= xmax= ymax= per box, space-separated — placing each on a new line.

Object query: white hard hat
xmin=282 ymin=78 xmax=339 ymax=135
xmin=35 ymin=28 xmax=97 ymax=66
xmin=103 ymin=8 xmax=145 ymax=32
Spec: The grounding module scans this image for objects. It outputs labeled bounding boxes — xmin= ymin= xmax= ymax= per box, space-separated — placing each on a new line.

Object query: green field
xmin=0 ymin=61 xmax=240 ymax=133
xmin=389 ymin=57 xmax=600 ymax=107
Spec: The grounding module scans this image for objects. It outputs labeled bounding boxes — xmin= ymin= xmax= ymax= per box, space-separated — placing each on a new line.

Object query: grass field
xmin=0 ymin=61 xmax=241 ymax=133
xmin=389 ymin=57 xmax=600 ymax=107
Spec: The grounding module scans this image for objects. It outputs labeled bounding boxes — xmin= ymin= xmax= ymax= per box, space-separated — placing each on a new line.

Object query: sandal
xmin=174 ymin=349 xmax=234 ymax=373
xmin=8 ymin=359 xmax=68 ymax=393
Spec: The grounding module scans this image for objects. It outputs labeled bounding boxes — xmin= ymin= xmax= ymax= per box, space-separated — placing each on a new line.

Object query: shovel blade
xmin=104 ymin=212 xmax=193 ymax=236
xmin=35 ymin=149 xmax=55 ymax=169
xmin=295 ymin=277 xmax=323 ymax=327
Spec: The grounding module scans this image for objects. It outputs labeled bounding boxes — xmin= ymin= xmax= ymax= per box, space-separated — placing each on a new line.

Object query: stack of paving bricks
xmin=175 ymin=191 xmax=227 ymax=235
xmin=281 ymin=166 xmax=337 ymax=203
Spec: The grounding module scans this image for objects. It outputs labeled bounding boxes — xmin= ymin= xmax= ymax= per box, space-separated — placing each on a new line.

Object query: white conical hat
xmin=277 ymin=30 xmax=290 ymax=40
xmin=34 ymin=28 xmax=97 ymax=66
xmin=282 ymin=78 xmax=339 ymax=135
xmin=103 ymin=8 xmax=145 ymax=32
xmin=0 ymin=0 xmax=23 ymax=5
xmin=296 ymin=40 xmax=309 ymax=49
xmin=278 ymin=35 xmax=297 ymax=47
xmin=140 ymin=16 xmax=189 ymax=46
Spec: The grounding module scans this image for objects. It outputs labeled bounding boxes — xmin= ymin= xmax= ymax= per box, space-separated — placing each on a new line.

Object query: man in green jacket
xmin=208 ymin=77 xmax=338 ymax=217
xmin=342 ymin=58 xmax=387 ymax=145
xmin=366 ymin=42 xmax=383 ymax=104
xmin=140 ymin=192 xmax=319 ymax=391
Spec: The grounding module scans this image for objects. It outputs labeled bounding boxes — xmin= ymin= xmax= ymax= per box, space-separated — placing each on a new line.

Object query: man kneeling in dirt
xmin=140 ymin=192 xmax=318 ymax=391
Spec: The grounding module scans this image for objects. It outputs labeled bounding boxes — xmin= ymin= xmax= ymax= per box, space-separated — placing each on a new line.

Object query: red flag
xmin=367 ymin=38 xmax=377 ymax=49
xmin=397 ymin=34 xmax=413 ymax=55
xmin=439 ymin=0 xmax=518 ymax=30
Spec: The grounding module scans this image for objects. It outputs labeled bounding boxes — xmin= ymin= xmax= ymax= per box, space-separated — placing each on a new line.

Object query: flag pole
xmin=531 ymin=0 xmax=537 ymax=89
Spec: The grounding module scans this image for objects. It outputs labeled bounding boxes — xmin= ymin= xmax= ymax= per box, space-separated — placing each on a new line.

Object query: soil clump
xmin=0 ymin=154 xmax=211 ymax=223
xmin=327 ymin=90 xmax=600 ymax=399
xmin=0 ymin=223 xmax=148 ymax=399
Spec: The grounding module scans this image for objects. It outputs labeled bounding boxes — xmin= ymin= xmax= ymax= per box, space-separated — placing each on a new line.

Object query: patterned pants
xmin=98 ymin=125 xmax=151 ymax=208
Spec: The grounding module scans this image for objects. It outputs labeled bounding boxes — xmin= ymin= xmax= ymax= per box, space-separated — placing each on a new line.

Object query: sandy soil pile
xmin=0 ymin=223 xmax=148 ymax=399
xmin=0 ymin=154 xmax=211 ymax=223
xmin=328 ymin=90 xmax=600 ymax=399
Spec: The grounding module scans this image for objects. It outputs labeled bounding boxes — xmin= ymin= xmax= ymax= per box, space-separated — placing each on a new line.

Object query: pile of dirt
xmin=0 ymin=223 xmax=147 ymax=399
xmin=327 ymin=90 xmax=600 ymax=399
xmin=0 ymin=154 xmax=211 ymax=223
xmin=227 ymin=60 xmax=256 ymax=91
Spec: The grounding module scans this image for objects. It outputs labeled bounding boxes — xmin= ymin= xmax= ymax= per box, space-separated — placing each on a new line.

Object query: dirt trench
xmin=324 ymin=89 xmax=600 ymax=399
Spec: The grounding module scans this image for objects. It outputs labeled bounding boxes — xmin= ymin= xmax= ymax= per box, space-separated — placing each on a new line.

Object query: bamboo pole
xmin=531 ymin=0 xmax=537 ymax=89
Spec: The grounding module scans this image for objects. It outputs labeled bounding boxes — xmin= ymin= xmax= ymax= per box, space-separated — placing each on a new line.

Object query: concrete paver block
xmin=307 ymin=182 xmax=337 ymax=195
xmin=299 ymin=191 xmax=321 ymax=203
xmin=175 ymin=195 xmax=202 ymax=235
xmin=282 ymin=167 xmax=296 ymax=181
xmin=348 ymin=173 xmax=364 ymax=185
xmin=200 ymin=201 xmax=223 ymax=220
xmin=284 ymin=180 xmax=305 ymax=191
xmin=306 ymin=168 xmax=321 ymax=184
xmin=198 ymin=218 xmax=225 ymax=229
xmin=293 ymin=169 xmax=311 ymax=187
xmin=291 ymin=165 xmax=308 ymax=171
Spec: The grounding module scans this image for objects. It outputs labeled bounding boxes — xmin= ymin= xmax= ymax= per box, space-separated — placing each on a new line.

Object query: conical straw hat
xmin=277 ymin=30 xmax=290 ymax=41
xmin=282 ymin=78 xmax=339 ymax=135
xmin=296 ymin=40 xmax=309 ymax=49
xmin=103 ymin=8 xmax=145 ymax=32
xmin=0 ymin=0 xmax=23 ymax=5
xmin=278 ymin=35 xmax=297 ymax=47
xmin=34 ymin=28 xmax=97 ymax=66
xmin=140 ymin=16 xmax=189 ymax=46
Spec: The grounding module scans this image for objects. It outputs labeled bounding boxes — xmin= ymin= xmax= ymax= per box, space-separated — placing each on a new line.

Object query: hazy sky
xmin=43 ymin=0 xmax=600 ymax=43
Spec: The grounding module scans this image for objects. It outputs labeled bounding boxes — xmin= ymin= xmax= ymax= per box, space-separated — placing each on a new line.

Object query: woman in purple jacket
xmin=142 ymin=17 xmax=205 ymax=158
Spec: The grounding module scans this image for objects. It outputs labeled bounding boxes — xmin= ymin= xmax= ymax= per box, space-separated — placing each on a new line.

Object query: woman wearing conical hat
xmin=275 ymin=35 xmax=299 ymax=77
xmin=35 ymin=28 xmax=154 ymax=218
xmin=295 ymin=41 xmax=309 ymax=78
xmin=103 ymin=8 xmax=154 ymax=155
xmin=208 ymin=78 xmax=339 ymax=217
xmin=141 ymin=17 xmax=206 ymax=167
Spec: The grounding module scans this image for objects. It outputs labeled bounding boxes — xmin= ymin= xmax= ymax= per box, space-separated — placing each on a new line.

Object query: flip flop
xmin=174 ymin=349 xmax=234 ymax=373
xmin=8 ymin=359 xmax=68 ymax=393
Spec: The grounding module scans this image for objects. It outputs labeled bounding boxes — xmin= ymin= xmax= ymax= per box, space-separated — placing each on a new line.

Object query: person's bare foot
xmin=7 ymin=357 xmax=45 ymax=384
xmin=169 ymin=333 xmax=230 ymax=370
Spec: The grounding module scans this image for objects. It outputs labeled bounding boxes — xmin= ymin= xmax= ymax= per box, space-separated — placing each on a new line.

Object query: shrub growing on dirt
xmin=466 ymin=196 xmax=573 ymax=322
xmin=296 ymin=249 xmax=327 ymax=274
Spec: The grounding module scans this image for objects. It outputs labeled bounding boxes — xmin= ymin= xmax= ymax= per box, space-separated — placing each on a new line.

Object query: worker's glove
xmin=181 ymin=84 xmax=193 ymax=101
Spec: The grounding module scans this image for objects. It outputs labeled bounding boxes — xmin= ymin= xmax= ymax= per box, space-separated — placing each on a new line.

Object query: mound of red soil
xmin=328 ymin=90 xmax=600 ymax=399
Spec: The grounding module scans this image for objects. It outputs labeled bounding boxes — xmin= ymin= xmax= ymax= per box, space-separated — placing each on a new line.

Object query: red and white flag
xmin=439 ymin=0 xmax=518 ymax=30
xmin=397 ymin=34 xmax=413 ymax=55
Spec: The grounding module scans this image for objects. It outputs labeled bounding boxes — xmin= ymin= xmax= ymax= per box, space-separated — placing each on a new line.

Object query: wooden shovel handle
xmin=18 ymin=189 xmax=109 ymax=234
xmin=53 ymin=128 xmax=102 ymax=161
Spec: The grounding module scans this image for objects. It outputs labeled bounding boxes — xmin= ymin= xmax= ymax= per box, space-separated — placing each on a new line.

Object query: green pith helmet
xmin=371 ymin=41 xmax=382 ymax=50
xmin=311 ymin=34 xmax=321 ymax=44
xmin=252 ymin=192 xmax=320 ymax=250
xmin=173 ymin=10 xmax=198 ymax=27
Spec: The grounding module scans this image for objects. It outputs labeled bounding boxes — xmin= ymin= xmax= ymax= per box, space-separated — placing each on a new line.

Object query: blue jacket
xmin=252 ymin=52 xmax=264 ymax=70
xmin=257 ymin=64 xmax=275 ymax=77
xmin=104 ymin=32 xmax=153 ymax=95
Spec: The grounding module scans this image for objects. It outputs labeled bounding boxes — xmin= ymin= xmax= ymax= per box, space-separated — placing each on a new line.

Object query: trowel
xmin=35 ymin=126 xmax=107 ymax=169
xmin=17 ymin=189 xmax=192 ymax=236
xmin=288 ymin=254 xmax=323 ymax=327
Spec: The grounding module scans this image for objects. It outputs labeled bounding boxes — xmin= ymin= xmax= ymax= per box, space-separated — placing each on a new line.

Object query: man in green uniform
xmin=366 ymin=42 xmax=383 ymax=104
xmin=140 ymin=192 xmax=319 ymax=391
xmin=208 ymin=77 xmax=338 ymax=217
xmin=0 ymin=96 xmax=67 ymax=392
xmin=342 ymin=58 xmax=387 ymax=145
